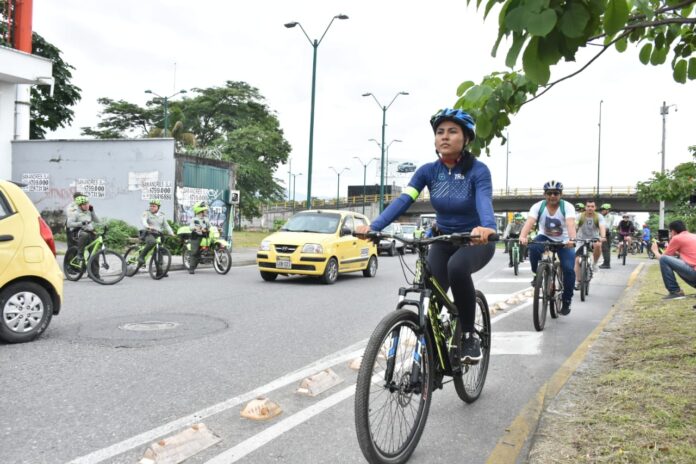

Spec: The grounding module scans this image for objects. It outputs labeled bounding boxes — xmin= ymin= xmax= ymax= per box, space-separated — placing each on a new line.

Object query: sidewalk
xmin=55 ymin=241 xmax=258 ymax=270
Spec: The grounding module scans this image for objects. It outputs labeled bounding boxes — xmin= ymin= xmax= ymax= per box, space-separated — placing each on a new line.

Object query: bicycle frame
xmin=68 ymin=233 xmax=104 ymax=268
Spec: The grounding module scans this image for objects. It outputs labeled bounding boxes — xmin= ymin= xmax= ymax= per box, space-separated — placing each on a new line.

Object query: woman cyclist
xmin=356 ymin=108 xmax=497 ymax=363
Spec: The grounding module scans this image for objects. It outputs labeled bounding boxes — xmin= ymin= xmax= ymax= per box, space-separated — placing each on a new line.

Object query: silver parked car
xmin=378 ymin=223 xmax=405 ymax=256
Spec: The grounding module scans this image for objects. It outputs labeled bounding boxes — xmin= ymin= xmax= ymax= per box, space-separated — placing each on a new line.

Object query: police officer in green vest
xmin=188 ymin=202 xmax=211 ymax=274
xmin=137 ymin=199 xmax=174 ymax=268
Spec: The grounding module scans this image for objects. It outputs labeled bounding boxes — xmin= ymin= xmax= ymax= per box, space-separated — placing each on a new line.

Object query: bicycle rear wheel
xmin=453 ymin=290 xmax=491 ymax=403
xmin=88 ymin=250 xmax=126 ymax=285
xmin=533 ymin=265 xmax=549 ymax=331
xmin=213 ymin=247 xmax=232 ymax=274
xmin=580 ymin=259 xmax=587 ymax=302
xmin=148 ymin=247 xmax=171 ymax=280
xmin=355 ymin=310 xmax=434 ymax=464
xmin=63 ymin=246 xmax=85 ymax=281
xmin=123 ymin=246 xmax=141 ymax=277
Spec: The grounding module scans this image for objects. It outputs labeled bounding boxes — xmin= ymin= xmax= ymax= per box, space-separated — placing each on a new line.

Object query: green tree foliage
xmin=459 ymin=0 xmax=696 ymax=155
xmin=637 ymin=152 xmax=696 ymax=229
xmin=82 ymin=81 xmax=291 ymax=219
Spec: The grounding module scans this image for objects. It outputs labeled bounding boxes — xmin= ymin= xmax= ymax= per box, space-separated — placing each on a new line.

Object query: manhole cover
xmin=120 ymin=321 xmax=181 ymax=332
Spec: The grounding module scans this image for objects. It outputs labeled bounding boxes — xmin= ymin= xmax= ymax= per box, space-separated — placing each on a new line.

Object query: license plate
xmin=276 ymin=257 xmax=292 ymax=269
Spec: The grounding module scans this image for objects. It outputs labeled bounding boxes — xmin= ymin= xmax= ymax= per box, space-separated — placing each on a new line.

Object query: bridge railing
xmin=265 ymin=187 xmax=638 ymax=211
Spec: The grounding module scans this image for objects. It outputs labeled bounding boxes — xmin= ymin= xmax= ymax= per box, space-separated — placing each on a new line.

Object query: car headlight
xmin=259 ymin=240 xmax=271 ymax=251
xmin=302 ymin=243 xmax=323 ymax=254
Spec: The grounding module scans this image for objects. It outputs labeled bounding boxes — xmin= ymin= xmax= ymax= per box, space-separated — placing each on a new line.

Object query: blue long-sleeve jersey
xmin=370 ymin=156 xmax=496 ymax=233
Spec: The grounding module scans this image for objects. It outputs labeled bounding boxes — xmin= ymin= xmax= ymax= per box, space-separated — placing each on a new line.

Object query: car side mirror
xmin=341 ymin=226 xmax=352 ymax=236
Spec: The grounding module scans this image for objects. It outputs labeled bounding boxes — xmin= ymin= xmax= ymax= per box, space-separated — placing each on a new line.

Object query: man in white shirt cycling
xmin=519 ymin=180 xmax=577 ymax=315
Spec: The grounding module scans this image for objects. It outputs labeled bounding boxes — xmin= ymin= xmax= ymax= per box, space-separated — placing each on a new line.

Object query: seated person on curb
xmin=519 ymin=180 xmax=577 ymax=315
xmin=188 ymin=202 xmax=211 ymax=274
xmin=503 ymin=213 xmax=526 ymax=266
xmin=616 ymin=214 xmax=635 ymax=255
xmin=137 ymin=199 xmax=174 ymax=271
xmin=574 ymin=200 xmax=606 ymax=288
xmin=356 ymin=108 xmax=497 ymax=364
xmin=650 ymin=220 xmax=696 ymax=300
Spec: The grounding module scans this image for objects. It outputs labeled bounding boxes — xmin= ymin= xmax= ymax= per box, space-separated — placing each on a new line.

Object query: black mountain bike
xmin=354 ymin=231 xmax=496 ymax=464
xmin=576 ymin=239 xmax=598 ymax=302
xmin=531 ymin=241 xmax=567 ymax=331
xmin=617 ymin=235 xmax=630 ymax=266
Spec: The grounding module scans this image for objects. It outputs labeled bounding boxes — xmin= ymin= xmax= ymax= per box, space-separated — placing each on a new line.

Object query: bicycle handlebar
xmin=356 ymin=231 xmax=500 ymax=247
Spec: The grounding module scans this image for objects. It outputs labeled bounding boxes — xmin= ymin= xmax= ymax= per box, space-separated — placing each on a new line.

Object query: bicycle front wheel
xmin=149 ymin=247 xmax=172 ymax=280
xmin=88 ymin=250 xmax=126 ymax=285
xmin=123 ymin=246 xmax=141 ymax=277
xmin=622 ymin=248 xmax=627 ymax=266
xmin=453 ymin=290 xmax=491 ymax=403
xmin=213 ymin=247 xmax=232 ymax=274
xmin=63 ymin=246 xmax=85 ymax=281
xmin=512 ymin=247 xmax=519 ymax=276
xmin=355 ymin=310 xmax=434 ymax=464
xmin=533 ymin=265 xmax=549 ymax=331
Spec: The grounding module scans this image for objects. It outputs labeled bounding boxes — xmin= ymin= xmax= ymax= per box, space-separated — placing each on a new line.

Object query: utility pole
xmin=659 ymin=101 xmax=677 ymax=229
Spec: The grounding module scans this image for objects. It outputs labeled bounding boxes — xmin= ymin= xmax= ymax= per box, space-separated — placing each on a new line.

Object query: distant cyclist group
xmin=64 ymin=192 xmax=222 ymax=281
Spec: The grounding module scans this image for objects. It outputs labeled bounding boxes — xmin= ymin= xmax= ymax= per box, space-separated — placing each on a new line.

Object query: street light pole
xmin=329 ymin=166 xmax=349 ymax=208
xmin=659 ymin=101 xmax=677 ymax=229
xmin=285 ymin=14 xmax=349 ymax=209
xmin=505 ymin=130 xmax=510 ymax=195
xmin=369 ymin=138 xmax=402 ymax=188
xmin=596 ymin=99 xmax=603 ymax=198
xmin=287 ymin=158 xmax=292 ymax=201
xmin=144 ymin=89 xmax=187 ymax=137
xmin=362 ymin=90 xmax=409 ymax=213
xmin=291 ymin=172 xmax=303 ymax=213
xmin=353 ymin=156 xmax=379 ymax=215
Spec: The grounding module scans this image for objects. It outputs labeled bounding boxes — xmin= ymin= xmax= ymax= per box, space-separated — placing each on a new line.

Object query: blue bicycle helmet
xmin=543 ymin=180 xmax=564 ymax=192
xmin=430 ymin=108 xmax=476 ymax=141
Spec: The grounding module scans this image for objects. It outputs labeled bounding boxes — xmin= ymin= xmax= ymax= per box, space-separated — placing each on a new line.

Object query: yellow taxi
xmin=0 ymin=180 xmax=63 ymax=343
xmin=257 ymin=209 xmax=378 ymax=284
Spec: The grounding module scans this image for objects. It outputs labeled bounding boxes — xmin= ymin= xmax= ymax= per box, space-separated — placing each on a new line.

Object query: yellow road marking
xmin=486 ymin=263 xmax=645 ymax=463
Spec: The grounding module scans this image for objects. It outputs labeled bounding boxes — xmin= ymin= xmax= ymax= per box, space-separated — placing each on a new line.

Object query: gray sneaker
xmin=663 ymin=291 xmax=685 ymax=300
xmin=461 ymin=333 xmax=482 ymax=364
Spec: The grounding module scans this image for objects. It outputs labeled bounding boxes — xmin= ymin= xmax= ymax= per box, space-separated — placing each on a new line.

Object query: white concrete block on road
xmin=485 ymin=294 xmax=511 ymax=305
xmin=240 ymin=397 xmax=282 ymax=421
xmin=296 ymin=368 xmax=344 ymax=397
xmin=139 ymin=423 xmax=220 ymax=464
xmin=491 ymin=331 xmax=543 ymax=355
xmin=489 ymin=278 xmax=533 ymax=283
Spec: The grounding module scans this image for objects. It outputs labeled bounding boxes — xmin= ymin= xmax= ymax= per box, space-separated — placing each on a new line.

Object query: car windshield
xmin=401 ymin=225 xmax=416 ymax=234
xmin=281 ymin=212 xmax=341 ymax=234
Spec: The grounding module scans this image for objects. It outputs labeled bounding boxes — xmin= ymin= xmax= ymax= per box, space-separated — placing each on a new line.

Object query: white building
xmin=0 ymin=45 xmax=53 ymax=180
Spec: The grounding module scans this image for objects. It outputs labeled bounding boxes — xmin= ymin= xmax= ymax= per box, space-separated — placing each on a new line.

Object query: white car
xmin=400 ymin=223 xmax=418 ymax=253
xmin=378 ymin=223 xmax=405 ymax=256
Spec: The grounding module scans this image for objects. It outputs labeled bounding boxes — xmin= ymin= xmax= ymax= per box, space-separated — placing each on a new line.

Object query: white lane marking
xmin=66 ymin=340 xmax=367 ymax=464
xmin=205 ymin=386 xmax=356 ymax=464
xmin=489 ymin=278 xmax=532 ymax=283
xmin=71 ymin=291 xmax=536 ymax=464
xmin=491 ymin=331 xmax=542 ymax=355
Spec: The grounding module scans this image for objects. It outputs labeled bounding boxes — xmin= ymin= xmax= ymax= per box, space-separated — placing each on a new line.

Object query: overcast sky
xmin=34 ymin=0 xmax=694 ymax=202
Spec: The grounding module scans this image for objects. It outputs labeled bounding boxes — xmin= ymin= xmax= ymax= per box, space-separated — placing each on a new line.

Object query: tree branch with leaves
xmin=458 ymin=0 xmax=696 ymax=156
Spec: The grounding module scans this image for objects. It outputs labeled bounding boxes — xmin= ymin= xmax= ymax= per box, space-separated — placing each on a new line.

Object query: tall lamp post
xmin=353 ymin=156 xmax=379 ymax=214
xmin=329 ymin=166 xmax=349 ymax=208
xmin=659 ymin=101 xmax=677 ymax=229
xmin=596 ymin=99 xmax=603 ymax=198
xmin=285 ymin=14 xmax=349 ymax=209
xmin=144 ymin=89 xmax=187 ymax=137
xmin=362 ymin=91 xmax=409 ymax=212
xmin=290 ymin=172 xmax=303 ymax=213
xmin=505 ymin=131 xmax=510 ymax=195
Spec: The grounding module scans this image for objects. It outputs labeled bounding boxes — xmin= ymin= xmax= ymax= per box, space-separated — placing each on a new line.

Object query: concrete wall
xmin=11 ymin=138 xmax=176 ymax=229
xmin=0 ymin=82 xmax=15 ymax=179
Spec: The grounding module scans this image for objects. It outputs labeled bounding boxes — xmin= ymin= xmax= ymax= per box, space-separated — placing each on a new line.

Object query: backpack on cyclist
xmin=578 ymin=212 xmax=600 ymax=227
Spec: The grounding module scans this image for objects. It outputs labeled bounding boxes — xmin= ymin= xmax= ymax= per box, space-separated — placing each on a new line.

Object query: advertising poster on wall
xmin=141 ymin=181 xmax=173 ymax=200
xmin=21 ymin=173 xmax=50 ymax=192
xmin=128 ymin=171 xmax=159 ymax=191
xmin=76 ymin=178 xmax=106 ymax=198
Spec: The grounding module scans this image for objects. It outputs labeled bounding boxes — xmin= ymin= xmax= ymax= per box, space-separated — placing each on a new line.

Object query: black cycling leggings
xmin=427 ymin=241 xmax=495 ymax=333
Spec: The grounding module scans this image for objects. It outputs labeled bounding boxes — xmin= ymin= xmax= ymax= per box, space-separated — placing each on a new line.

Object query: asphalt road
xmin=0 ymin=251 xmax=640 ymax=464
